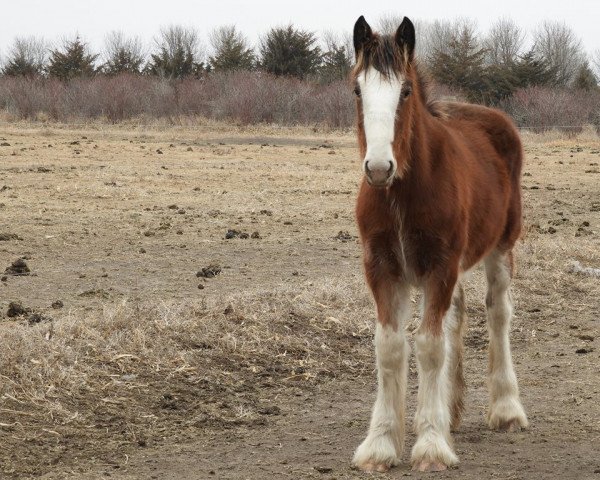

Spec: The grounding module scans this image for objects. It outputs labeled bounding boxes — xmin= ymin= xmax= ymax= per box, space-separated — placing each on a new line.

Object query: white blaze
xmin=358 ymin=68 xmax=403 ymax=174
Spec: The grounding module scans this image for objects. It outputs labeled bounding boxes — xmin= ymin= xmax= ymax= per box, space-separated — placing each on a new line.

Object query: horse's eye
xmin=354 ymin=86 xmax=361 ymax=98
xmin=402 ymin=86 xmax=412 ymax=98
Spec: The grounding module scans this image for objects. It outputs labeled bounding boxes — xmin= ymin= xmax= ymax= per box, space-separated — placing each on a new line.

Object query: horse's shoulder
xmin=433 ymin=101 xmax=513 ymax=127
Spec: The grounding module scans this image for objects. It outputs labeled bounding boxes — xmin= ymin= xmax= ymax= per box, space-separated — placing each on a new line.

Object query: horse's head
xmin=352 ymin=16 xmax=416 ymax=187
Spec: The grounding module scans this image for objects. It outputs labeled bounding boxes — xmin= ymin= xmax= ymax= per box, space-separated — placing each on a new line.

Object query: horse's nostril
xmin=387 ymin=161 xmax=393 ymax=174
xmin=365 ymin=161 xmax=372 ymax=173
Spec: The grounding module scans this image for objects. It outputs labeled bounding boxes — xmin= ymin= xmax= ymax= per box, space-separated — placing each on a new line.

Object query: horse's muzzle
xmin=365 ymin=160 xmax=395 ymax=187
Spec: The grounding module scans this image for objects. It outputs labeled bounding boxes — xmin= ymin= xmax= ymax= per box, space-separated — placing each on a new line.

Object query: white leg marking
xmin=411 ymin=321 xmax=459 ymax=470
xmin=353 ymin=286 xmax=410 ymax=472
xmin=445 ymin=286 xmax=466 ymax=430
xmin=485 ymin=251 xmax=528 ymax=431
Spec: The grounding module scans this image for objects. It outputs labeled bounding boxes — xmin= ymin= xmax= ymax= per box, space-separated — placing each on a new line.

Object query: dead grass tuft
xmin=0 ymin=279 xmax=375 ymax=476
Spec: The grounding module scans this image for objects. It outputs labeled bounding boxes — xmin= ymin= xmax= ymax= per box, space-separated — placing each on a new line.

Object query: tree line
xmin=1 ymin=17 xmax=599 ymax=106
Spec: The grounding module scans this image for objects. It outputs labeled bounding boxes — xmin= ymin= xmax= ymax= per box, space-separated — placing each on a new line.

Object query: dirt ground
xmin=0 ymin=121 xmax=599 ymax=479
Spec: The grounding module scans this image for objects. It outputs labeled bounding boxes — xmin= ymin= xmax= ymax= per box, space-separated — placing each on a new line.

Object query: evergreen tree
xmin=259 ymin=25 xmax=321 ymax=79
xmin=147 ymin=26 xmax=205 ymax=79
xmin=481 ymin=63 xmax=518 ymax=104
xmin=102 ymin=32 xmax=145 ymax=75
xmin=319 ymin=33 xmax=352 ymax=84
xmin=429 ymin=25 xmax=487 ymax=102
xmin=47 ymin=36 xmax=98 ymax=80
xmin=573 ymin=61 xmax=598 ymax=91
xmin=511 ymin=50 xmax=557 ymax=88
xmin=2 ymin=37 xmax=47 ymax=77
xmin=209 ymin=26 xmax=255 ymax=71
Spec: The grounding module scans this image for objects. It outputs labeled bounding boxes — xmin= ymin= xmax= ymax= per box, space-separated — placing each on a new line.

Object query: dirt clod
xmin=196 ymin=264 xmax=221 ymax=278
xmin=78 ymin=289 xmax=110 ymax=299
xmin=334 ymin=230 xmax=355 ymax=242
xmin=225 ymin=229 xmax=249 ymax=239
xmin=51 ymin=300 xmax=64 ymax=309
xmin=7 ymin=301 xmax=30 ymax=317
xmin=314 ymin=466 xmax=333 ymax=474
xmin=28 ymin=312 xmax=51 ymax=325
xmin=577 ymin=334 xmax=594 ymax=341
xmin=5 ymin=258 xmax=30 ymax=276
xmin=0 ymin=233 xmax=22 ymax=241
xmin=258 ymin=406 xmax=281 ymax=416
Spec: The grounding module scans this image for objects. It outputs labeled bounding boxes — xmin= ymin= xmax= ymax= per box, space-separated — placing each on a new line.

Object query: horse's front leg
xmin=411 ymin=270 xmax=461 ymax=472
xmin=353 ymin=274 xmax=411 ymax=473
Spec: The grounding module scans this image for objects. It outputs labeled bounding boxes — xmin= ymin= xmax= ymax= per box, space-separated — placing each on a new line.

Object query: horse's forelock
xmin=352 ymin=34 xmax=406 ymax=81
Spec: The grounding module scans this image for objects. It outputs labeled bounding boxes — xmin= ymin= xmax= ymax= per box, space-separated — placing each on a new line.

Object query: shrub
xmin=0 ymin=72 xmax=356 ymax=128
xmin=500 ymin=86 xmax=600 ymax=135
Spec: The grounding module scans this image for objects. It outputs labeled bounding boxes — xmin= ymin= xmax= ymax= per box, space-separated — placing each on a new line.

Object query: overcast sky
xmin=2 ymin=0 xmax=599 ymax=58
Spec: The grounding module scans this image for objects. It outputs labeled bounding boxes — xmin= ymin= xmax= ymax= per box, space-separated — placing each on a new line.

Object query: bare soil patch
xmin=0 ymin=122 xmax=599 ymax=479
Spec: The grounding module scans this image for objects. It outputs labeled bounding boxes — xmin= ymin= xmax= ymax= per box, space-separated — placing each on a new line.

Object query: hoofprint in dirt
xmin=0 ymin=122 xmax=599 ymax=479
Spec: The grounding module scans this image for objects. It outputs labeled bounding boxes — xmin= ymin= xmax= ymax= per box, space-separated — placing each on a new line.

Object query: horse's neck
xmin=398 ymin=104 xmax=437 ymax=182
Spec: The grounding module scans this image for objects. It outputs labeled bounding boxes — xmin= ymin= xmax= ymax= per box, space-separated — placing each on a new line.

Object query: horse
xmin=350 ymin=16 xmax=528 ymax=473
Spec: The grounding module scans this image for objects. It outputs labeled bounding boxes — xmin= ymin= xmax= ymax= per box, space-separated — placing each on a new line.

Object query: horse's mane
xmin=351 ymin=33 xmax=445 ymax=119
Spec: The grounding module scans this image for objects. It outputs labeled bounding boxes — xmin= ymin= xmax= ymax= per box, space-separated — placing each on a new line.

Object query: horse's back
xmin=441 ymin=102 xmax=522 ymax=182
xmin=441 ymin=101 xmax=523 ymax=252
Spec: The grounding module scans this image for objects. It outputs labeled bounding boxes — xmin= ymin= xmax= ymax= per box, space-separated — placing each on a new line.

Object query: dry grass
xmin=0 ymin=279 xmax=378 ymax=476
xmin=0 ymin=121 xmax=598 ymax=477
xmin=519 ymin=125 xmax=600 ymax=144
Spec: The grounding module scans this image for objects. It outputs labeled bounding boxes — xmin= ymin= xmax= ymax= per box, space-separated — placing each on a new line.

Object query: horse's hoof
xmin=496 ymin=418 xmax=525 ymax=432
xmin=488 ymin=397 xmax=528 ymax=432
xmin=353 ymin=433 xmax=400 ymax=473
xmin=356 ymin=460 xmax=392 ymax=473
xmin=412 ymin=460 xmax=448 ymax=472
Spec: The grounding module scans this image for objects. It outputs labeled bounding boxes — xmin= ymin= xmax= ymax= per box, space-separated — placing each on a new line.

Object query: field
xmin=0 ymin=121 xmax=599 ymax=479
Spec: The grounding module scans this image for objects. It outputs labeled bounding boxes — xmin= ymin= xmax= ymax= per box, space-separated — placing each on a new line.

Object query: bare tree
xmin=484 ymin=18 xmax=525 ymax=65
xmin=532 ymin=21 xmax=585 ymax=86
xmin=208 ymin=25 xmax=255 ymax=71
xmin=322 ymin=30 xmax=353 ymax=58
xmin=376 ymin=12 xmax=404 ymax=36
xmin=320 ymin=30 xmax=353 ymax=82
xmin=420 ymin=18 xmax=480 ymax=67
xmin=102 ymin=31 xmax=145 ymax=75
xmin=147 ymin=25 xmax=206 ymax=78
xmin=592 ymin=49 xmax=600 ymax=79
xmin=2 ymin=36 xmax=48 ymax=76
xmin=373 ymin=15 xmax=482 ymax=70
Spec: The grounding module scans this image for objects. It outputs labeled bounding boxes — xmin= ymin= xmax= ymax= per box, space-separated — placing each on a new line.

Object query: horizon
xmin=1 ymin=0 xmax=599 ymax=61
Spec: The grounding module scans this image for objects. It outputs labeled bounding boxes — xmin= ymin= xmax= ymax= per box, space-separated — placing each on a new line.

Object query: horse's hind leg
xmin=446 ymin=284 xmax=466 ymax=431
xmin=484 ymin=249 xmax=528 ymax=431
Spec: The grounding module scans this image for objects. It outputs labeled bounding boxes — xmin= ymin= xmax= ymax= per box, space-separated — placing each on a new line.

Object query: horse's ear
xmin=353 ymin=16 xmax=372 ymax=58
xmin=396 ymin=17 xmax=416 ymax=60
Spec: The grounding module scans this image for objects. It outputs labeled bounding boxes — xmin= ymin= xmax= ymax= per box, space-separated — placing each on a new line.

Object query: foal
xmin=351 ymin=16 xmax=528 ymax=473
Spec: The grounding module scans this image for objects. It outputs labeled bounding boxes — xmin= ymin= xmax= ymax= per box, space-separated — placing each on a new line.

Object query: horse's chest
xmin=396 ymin=222 xmax=448 ymax=281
